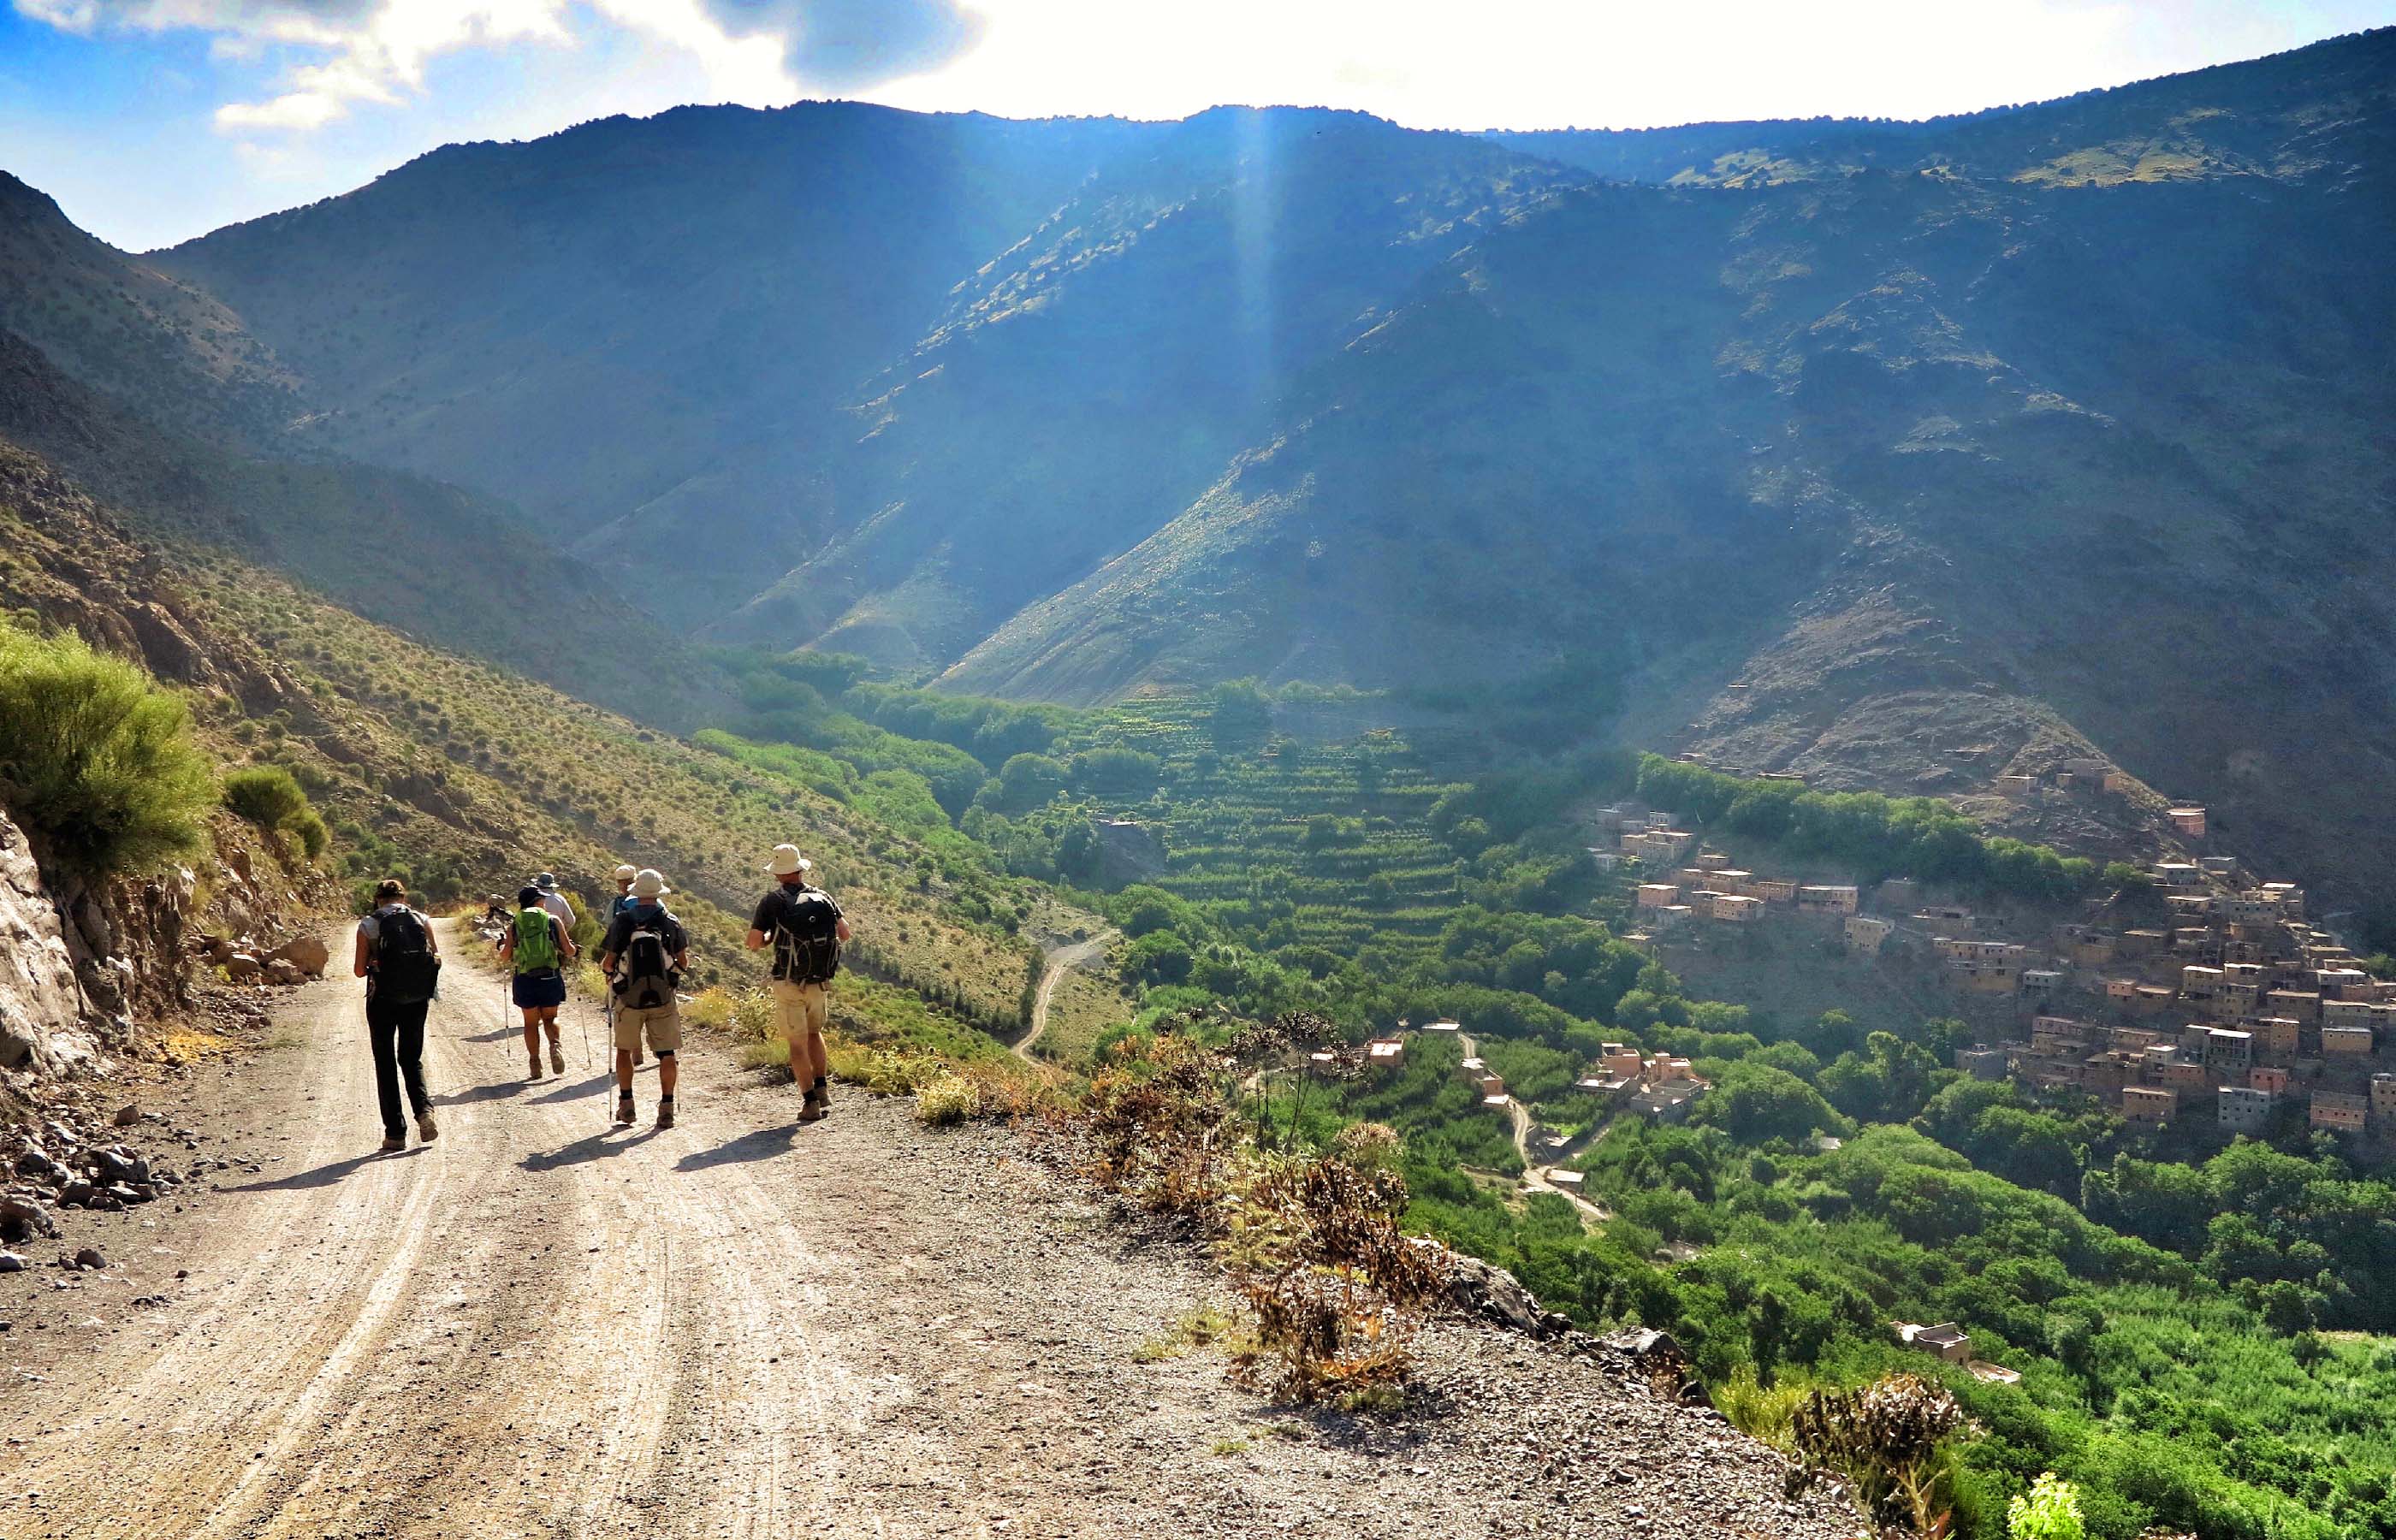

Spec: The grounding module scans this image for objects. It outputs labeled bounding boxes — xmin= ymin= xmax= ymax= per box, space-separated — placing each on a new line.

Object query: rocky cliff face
xmin=0 ymin=808 xmax=193 ymax=1076
xmin=0 ymin=809 xmax=100 ymax=1074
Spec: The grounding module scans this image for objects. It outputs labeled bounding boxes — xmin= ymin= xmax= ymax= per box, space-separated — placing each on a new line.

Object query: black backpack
xmin=614 ymin=911 xmax=679 ymax=1010
xmin=373 ymin=908 xmax=442 ymax=1005
xmin=774 ymin=889 xmax=842 ymax=985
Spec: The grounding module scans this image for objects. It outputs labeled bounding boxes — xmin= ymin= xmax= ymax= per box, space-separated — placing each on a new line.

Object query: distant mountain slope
xmin=948 ymin=131 xmax=2396 ymax=907
xmin=0 ymin=172 xmax=300 ymax=445
xmin=157 ymin=105 xmax=1149 ymax=564
xmin=705 ymin=108 xmax=1587 ymax=668
xmin=0 ymin=325 xmax=718 ymax=731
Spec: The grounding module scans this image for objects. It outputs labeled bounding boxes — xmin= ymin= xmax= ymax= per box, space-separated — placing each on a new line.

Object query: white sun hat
xmin=767 ymin=844 xmax=813 ymax=876
xmin=632 ymin=868 xmax=670 ymax=899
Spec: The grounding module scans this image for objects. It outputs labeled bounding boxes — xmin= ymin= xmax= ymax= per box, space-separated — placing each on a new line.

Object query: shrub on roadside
xmin=289 ymin=808 xmax=330 ymax=859
xmin=915 ymin=1071 xmax=981 ymax=1126
xmin=0 ymin=627 xmax=214 ymax=878
xmin=1075 ymin=1022 xmax=1446 ymax=1404
xmin=685 ymin=987 xmax=738 ymax=1031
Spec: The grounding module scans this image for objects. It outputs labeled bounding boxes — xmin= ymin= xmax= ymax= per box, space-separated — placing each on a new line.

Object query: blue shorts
xmin=513 ymin=969 xmax=566 ymax=1009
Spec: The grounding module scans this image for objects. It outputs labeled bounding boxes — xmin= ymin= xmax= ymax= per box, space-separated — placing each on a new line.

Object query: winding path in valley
xmin=1012 ymin=932 xmax=1114 ymax=1061
xmin=1456 ymin=1032 xmax=1610 ymax=1223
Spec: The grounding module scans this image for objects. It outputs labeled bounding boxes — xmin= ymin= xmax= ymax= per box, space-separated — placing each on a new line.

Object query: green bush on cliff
xmin=0 ymin=627 xmax=214 ymax=878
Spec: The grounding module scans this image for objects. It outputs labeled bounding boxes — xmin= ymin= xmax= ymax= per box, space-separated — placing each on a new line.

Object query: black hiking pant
xmin=366 ymin=993 xmax=432 ymax=1140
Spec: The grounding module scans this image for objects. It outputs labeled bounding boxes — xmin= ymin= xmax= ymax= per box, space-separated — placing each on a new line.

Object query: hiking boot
xmin=614 ymin=1095 xmax=636 ymax=1127
xmin=655 ymin=1099 xmax=676 ymax=1131
xmin=549 ymin=1043 xmax=566 ymax=1075
xmin=378 ymin=1135 xmax=405 ymax=1152
xmin=416 ymin=1111 xmax=439 ymax=1144
xmin=528 ymin=1051 xmax=543 ymax=1081
xmin=799 ymin=1081 xmax=830 ymax=1122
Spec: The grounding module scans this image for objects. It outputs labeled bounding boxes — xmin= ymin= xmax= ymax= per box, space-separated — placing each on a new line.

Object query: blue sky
xmin=3 ymin=0 xmax=2389 ymax=251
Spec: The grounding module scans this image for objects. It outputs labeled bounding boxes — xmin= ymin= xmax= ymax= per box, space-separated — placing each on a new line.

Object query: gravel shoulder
xmin=0 ymin=922 xmax=1855 ymax=1538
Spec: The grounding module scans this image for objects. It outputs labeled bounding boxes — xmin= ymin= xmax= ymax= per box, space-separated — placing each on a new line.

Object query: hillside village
xmin=1583 ymin=772 xmax=2396 ymax=1149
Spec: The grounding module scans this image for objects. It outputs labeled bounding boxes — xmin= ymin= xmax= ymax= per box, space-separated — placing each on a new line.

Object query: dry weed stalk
xmin=1074 ymin=1016 xmax=1448 ymax=1402
xmin=1788 ymin=1372 xmax=1971 ymax=1537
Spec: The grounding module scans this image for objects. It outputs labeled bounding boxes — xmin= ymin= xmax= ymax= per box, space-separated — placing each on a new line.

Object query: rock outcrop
xmin=0 ymin=803 xmax=201 ymax=1076
xmin=0 ymin=811 xmax=100 ymax=1074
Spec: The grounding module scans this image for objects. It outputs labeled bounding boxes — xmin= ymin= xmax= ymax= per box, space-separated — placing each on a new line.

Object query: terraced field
xmin=1055 ymin=696 xmax=1466 ymax=963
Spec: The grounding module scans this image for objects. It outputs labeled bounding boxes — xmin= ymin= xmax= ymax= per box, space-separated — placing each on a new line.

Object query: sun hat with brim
xmin=767 ymin=844 xmax=813 ymax=877
xmin=517 ymin=885 xmax=542 ymax=907
xmin=536 ymin=873 xmax=560 ymax=891
xmin=613 ymin=864 xmax=638 ymax=883
xmin=632 ymin=868 xmax=671 ymax=899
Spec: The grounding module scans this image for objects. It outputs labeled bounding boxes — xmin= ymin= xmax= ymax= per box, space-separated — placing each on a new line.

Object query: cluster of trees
xmin=1634 ymin=756 xmax=2098 ymax=901
xmin=1337 ymin=1033 xmax=2393 ymax=1537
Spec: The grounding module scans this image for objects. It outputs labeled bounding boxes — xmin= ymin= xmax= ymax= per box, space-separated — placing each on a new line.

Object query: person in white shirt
xmin=533 ymin=872 xmax=576 ymax=932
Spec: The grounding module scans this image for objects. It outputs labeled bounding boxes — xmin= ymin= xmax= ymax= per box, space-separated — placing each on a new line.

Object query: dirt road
xmin=1011 ymin=933 xmax=1112 ymax=1061
xmin=1457 ymin=1033 xmax=1609 ymax=1224
xmin=0 ymin=923 xmax=1850 ymax=1539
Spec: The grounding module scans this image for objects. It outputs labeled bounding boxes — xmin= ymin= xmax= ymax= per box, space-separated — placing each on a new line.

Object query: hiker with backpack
xmin=607 ymin=863 xmax=645 ymax=1065
xmin=745 ymin=844 xmax=848 ymax=1122
xmin=596 ymin=868 xmax=688 ymax=1129
xmin=352 ymin=878 xmax=442 ymax=1152
xmin=499 ymin=883 xmax=578 ymax=1080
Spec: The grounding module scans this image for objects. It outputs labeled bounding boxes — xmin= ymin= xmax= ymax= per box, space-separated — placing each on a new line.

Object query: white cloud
xmin=15 ymin=0 xmax=984 ymax=135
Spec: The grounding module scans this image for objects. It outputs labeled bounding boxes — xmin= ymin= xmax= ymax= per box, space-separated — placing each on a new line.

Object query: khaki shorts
xmin=614 ymin=1001 xmax=681 ymax=1056
xmin=771 ymin=979 xmax=828 ymax=1040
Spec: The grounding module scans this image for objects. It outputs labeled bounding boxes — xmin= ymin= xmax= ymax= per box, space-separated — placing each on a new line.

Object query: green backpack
xmin=513 ymin=907 xmax=560 ymax=973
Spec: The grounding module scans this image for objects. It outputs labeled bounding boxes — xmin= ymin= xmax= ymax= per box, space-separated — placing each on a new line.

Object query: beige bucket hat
xmin=767 ymin=844 xmax=813 ymax=877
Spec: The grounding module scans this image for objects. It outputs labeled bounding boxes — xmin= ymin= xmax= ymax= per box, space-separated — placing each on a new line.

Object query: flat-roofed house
xmin=1845 ymin=915 xmax=1894 ymax=955
xmin=2323 ymin=1025 xmax=2375 ymax=1057
xmin=2220 ymin=1086 xmax=2274 ymax=1131
xmin=1954 ymin=1045 xmax=2008 ymax=1079
xmin=2123 ymin=1086 xmax=2179 ymax=1124
xmin=2312 ymin=1091 xmax=2369 ymax=1134
xmin=2203 ymin=1028 xmax=2254 ymax=1073
xmin=1895 ymin=1321 xmax=1973 ymax=1365
xmin=2268 ymin=990 xmax=2323 ymax=1023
